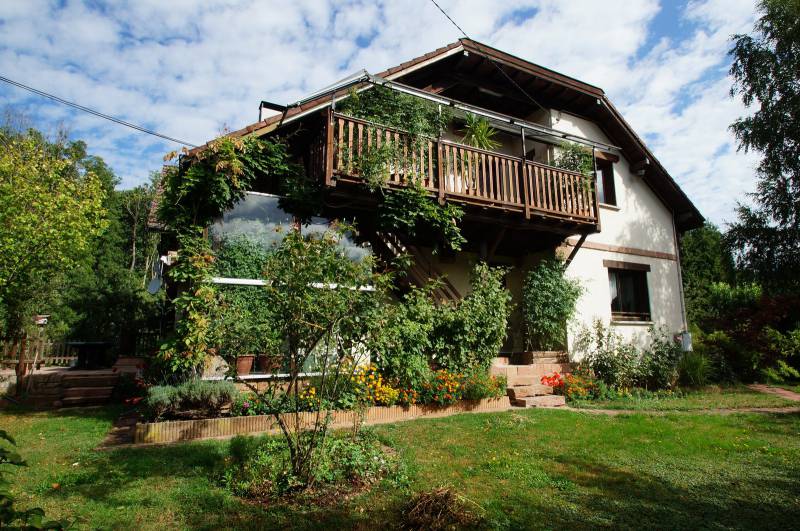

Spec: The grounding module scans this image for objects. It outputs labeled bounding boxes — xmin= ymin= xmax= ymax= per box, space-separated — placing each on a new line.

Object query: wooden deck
xmin=323 ymin=111 xmax=600 ymax=229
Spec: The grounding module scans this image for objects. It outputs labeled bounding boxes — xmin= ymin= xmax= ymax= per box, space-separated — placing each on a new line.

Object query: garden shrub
xmin=574 ymin=320 xmax=642 ymax=388
xmin=459 ymin=371 xmax=506 ymax=401
xmin=223 ymin=430 xmax=398 ymax=498
xmin=678 ymin=351 xmax=712 ymax=387
xmin=574 ymin=321 xmax=683 ymax=390
xmin=371 ymin=262 xmax=512 ymax=389
xmin=433 ymin=263 xmax=512 ymax=372
xmin=522 ymin=259 xmax=582 ymax=350
xmin=640 ymin=327 xmax=683 ymax=389
xmin=144 ymin=379 xmax=238 ymax=420
xmin=369 ymin=287 xmax=436 ymax=392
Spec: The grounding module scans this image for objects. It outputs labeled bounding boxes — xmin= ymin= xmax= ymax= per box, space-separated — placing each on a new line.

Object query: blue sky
xmin=0 ymin=0 xmax=759 ymax=225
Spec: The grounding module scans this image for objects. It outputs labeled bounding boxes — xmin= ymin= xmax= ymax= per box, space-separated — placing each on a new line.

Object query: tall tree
xmin=726 ymin=0 xmax=800 ymax=293
xmin=680 ymin=223 xmax=736 ymax=326
xmin=0 ymin=129 xmax=107 ymax=337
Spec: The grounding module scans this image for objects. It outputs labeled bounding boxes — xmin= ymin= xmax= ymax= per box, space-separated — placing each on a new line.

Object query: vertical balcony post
xmin=325 ymin=107 xmax=334 ymax=187
xmin=437 ymin=139 xmax=445 ymax=205
xmin=520 ymin=128 xmax=531 ymax=219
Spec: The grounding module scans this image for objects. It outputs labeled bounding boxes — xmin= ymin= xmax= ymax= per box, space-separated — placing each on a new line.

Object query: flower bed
xmin=133 ymin=396 xmax=511 ymax=445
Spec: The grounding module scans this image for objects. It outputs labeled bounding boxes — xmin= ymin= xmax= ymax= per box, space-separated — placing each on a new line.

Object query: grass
xmin=569 ymin=384 xmax=797 ymax=411
xmin=2 ymin=400 xmax=799 ymax=529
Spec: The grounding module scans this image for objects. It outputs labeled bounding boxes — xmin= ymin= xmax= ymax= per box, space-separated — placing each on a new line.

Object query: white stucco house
xmin=198 ymin=39 xmax=702 ymax=365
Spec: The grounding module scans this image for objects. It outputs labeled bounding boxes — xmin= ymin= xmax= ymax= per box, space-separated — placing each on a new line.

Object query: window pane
xmin=608 ymin=268 xmax=650 ymax=320
xmin=210 ymin=193 xmax=293 ymax=250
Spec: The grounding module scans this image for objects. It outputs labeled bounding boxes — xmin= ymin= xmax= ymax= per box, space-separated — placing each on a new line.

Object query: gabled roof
xmin=188 ymin=38 xmax=703 ymax=231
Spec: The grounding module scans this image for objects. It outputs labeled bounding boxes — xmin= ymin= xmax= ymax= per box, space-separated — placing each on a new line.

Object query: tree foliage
xmin=679 ymin=222 xmax=735 ymax=325
xmin=240 ymin=226 xmax=388 ymax=483
xmin=726 ymin=0 xmax=800 ymax=293
xmin=0 ymin=129 xmax=106 ymax=337
xmin=552 ymin=142 xmax=594 ymax=176
xmin=522 ymin=259 xmax=582 ymax=350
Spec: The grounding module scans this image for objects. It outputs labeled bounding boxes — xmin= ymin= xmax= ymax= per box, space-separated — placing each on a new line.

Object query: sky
xmin=0 ymin=0 xmax=760 ymax=225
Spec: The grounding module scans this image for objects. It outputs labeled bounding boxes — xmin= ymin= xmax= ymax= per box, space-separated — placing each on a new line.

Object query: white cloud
xmin=0 ymin=0 xmax=759 ymax=224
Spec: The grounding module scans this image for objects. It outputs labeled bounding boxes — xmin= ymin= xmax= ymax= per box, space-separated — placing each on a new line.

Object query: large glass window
xmin=209 ymin=192 xmax=294 ymax=250
xmin=210 ymin=192 xmax=371 ymax=262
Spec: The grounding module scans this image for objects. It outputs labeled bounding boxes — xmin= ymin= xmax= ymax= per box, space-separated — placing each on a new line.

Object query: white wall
xmin=551 ymin=111 xmax=686 ymax=357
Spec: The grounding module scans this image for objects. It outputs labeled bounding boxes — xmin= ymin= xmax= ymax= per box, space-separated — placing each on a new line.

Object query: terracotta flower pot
xmin=256 ymin=354 xmax=281 ymax=373
xmin=236 ymin=355 xmax=255 ymax=376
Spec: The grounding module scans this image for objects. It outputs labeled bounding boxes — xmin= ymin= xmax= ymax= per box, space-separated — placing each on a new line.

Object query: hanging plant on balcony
xmin=459 ymin=113 xmax=501 ymax=151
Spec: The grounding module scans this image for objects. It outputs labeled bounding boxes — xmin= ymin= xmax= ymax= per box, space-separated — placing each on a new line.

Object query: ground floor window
xmin=604 ymin=260 xmax=651 ymax=321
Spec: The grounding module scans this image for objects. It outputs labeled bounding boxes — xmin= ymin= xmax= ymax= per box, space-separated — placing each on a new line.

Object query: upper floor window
xmin=595 ymin=158 xmax=616 ymax=206
xmin=605 ymin=260 xmax=650 ymax=322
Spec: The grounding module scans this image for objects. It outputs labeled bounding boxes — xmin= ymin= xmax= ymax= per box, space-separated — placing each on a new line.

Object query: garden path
xmin=748 ymin=384 xmax=800 ymax=402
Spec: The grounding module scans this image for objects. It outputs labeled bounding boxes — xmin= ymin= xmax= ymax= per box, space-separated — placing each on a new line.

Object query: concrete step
xmin=492 ymin=356 xmax=510 ymax=366
xmin=61 ymin=374 xmax=119 ymax=388
xmin=491 ymin=362 xmax=573 ymax=379
xmin=512 ymin=351 xmax=569 ymax=364
xmin=59 ymin=396 xmax=111 ymax=407
xmin=507 ymin=384 xmax=553 ymax=400
xmin=513 ymin=395 xmax=566 ymax=408
xmin=62 ymin=386 xmax=114 ymax=399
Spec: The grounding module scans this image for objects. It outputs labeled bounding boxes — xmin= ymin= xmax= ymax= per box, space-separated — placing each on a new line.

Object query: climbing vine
xmin=338 ymin=87 xmax=465 ymax=251
xmin=157 ymin=135 xmax=293 ymax=376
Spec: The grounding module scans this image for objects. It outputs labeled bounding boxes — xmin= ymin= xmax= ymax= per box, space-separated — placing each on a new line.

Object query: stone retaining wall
xmin=134 ymin=396 xmax=512 ymax=445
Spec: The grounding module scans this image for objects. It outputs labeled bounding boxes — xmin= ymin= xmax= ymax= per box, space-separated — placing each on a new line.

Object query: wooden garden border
xmin=134 ymin=396 xmax=511 ymax=445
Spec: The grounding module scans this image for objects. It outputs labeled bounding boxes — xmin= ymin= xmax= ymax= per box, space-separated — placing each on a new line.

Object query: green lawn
xmin=2 ymin=403 xmax=799 ymax=530
xmin=569 ymin=384 xmax=798 ymax=411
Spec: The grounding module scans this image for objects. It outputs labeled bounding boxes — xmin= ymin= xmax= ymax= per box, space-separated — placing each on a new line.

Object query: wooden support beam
xmin=564 ymin=233 xmax=587 ymax=267
xmin=486 ymin=226 xmax=507 ymax=263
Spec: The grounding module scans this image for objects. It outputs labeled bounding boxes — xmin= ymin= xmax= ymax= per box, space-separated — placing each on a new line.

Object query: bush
xmin=371 ymin=262 xmax=512 ymax=386
xmin=369 ymin=288 xmax=435 ymax=391
xmin=433 ymin=263 xmax=513 ymax=371
xmin=678 ymin=351 xmax=711 ymax=387
xmin=223 ymin=430 xmax=397 ymax=498
xmin=144 ymin=379 xmax=239 ymax=420
xmin=640 ymin=328 xmax=683 ymax=389
xmin=459 ymin=371 xmax=506 ymax=401
xmin=144 ymin=385 xmax=181 ymax=419
xmin=575 ymin=321 xmax=683 ymax=390
xmin=522 ymin=259 xmax=582 ymax=350
xmin=402 ymin=487 xmax=485 ymax=530
xmin=574 ymin=321 xmax=642 ymax=388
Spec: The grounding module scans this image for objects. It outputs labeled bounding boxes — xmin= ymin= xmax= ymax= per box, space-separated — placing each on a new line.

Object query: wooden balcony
xmin=321 ymin=111 xmax=599 ymax=229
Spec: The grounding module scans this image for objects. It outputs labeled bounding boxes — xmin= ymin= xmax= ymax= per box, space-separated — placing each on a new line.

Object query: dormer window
xmin=595 ymin=158 xmax=616 ymax=206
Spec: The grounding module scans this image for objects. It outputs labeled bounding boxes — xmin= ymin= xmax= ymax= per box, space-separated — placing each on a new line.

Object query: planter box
xmin=134 ymin=396 xmax=512 ymax=445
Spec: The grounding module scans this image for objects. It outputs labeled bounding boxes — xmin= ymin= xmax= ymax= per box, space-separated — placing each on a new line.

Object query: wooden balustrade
xmin=329 ymin=111 xmax=598 ymax=225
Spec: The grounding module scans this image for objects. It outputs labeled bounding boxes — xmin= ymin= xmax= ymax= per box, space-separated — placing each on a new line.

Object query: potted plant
xmin=236 ymin=354 xmax=255 ymax=376
xmin=255 ymin=353 xmax=281 ymax=373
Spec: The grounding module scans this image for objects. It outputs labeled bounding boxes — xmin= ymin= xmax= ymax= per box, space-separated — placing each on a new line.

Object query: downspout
xmin=671 ymin=211 xmax=691 ymax=349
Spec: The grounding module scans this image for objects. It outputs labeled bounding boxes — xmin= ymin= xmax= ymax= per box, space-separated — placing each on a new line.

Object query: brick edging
xmin=134 ymin=396 xmax=512 ymax=445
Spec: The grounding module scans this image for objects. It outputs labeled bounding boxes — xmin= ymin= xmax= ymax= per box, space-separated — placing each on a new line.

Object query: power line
xmin=0 ymin=75 xmax=197 ymax=147
xmin=428 ymin=0 xmax=547 ymax=114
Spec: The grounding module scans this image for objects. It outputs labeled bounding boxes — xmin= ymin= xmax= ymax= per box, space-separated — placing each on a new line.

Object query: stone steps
xmin=507 ymin=384 xmax=553 ymax=400
xmin=494 ymin=352 xmax=570 ymax=409
xmin=62 ymin=386 xmax=115 ymax=399
xmin=513 ymin=395 xmax=566 ymax=408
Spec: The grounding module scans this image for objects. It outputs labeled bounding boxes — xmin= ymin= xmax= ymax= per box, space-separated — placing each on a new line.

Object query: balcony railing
xmin=324 ymin=111 xmax=599 ymax=226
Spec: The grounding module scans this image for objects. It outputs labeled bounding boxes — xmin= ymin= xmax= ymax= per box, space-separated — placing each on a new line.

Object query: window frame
xmin=604 ymin=261 xmax=651 ymax=322
xmin=595 ymin=158 xmax=617 ymax=207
